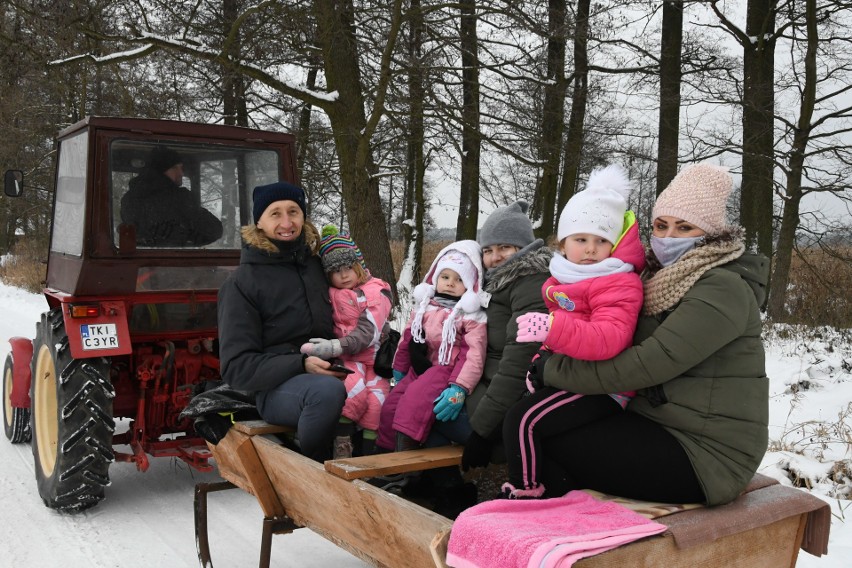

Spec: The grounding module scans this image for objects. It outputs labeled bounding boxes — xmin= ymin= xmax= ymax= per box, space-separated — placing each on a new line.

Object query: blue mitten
xmin=433 ymin=384 xmax=467 ymax=422
xmin=391 ymin=369 xmax=405 ymax=386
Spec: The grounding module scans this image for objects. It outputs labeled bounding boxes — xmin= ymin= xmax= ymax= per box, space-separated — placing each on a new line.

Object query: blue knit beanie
xmin=252 ymin=181 xmax=307 ymax=223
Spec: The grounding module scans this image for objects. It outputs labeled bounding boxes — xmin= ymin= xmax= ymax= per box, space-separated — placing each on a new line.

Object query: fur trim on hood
xmin=240 ymin=222 xmax=321 ymax=255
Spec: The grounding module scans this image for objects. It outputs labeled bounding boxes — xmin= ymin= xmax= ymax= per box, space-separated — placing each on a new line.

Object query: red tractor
xmin=2 ymin=117 xmax=298 ymax=512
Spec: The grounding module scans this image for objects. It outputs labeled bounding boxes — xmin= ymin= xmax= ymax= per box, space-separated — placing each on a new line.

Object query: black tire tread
xmin=31 ymin=308 xmax=114 ymax=512
xmin=3 ymin=353 xmax=31 ymax=443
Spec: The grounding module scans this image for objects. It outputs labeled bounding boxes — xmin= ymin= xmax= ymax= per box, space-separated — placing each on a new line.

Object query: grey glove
xmin=300 ymin=338 xmax=342 ymax=360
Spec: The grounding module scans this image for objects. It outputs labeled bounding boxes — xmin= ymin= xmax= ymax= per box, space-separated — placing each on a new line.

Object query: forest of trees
xmin=0 ymin=0 xmax=850 ymax=322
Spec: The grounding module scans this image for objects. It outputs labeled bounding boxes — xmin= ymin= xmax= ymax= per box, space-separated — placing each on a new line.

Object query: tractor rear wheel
xmin=30 ymin=309 xmax=115 ymax=512
xmin=3 ymin=353 xmax=31 ymax=443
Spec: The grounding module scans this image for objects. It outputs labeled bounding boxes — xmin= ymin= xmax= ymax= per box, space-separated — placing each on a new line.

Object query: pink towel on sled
xmin=446 ymin=490 xmax=668 ymax=568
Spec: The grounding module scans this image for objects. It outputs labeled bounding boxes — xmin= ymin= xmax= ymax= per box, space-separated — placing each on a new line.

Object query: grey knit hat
xmin=478 ymin=200 xmax=535 ymax=249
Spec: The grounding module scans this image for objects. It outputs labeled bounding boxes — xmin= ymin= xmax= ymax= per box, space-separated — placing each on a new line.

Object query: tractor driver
xmin=120 ymin=146 xmax=224 ymax=247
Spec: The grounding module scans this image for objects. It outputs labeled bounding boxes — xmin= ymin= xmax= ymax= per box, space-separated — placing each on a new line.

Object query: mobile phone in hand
xmin=329 ymin=363 xmax=355 ymax=374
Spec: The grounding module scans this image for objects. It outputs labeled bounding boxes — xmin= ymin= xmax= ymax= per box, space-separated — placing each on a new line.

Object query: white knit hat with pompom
xmin=557 ymin=164 xmax=633 ymax=244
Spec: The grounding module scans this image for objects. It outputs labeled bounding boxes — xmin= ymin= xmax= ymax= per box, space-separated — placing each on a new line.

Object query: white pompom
xmin=412 ymin=283 xmax=435 ymax=305
xmin=456 ymin=290 xmax=480 ymax=314
xmin=585 ymin=164 xmax=633 ymax=201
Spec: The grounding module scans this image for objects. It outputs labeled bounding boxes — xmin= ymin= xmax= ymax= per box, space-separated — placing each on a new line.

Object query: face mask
xmin=651 ymin=235 xmax=704 ymax=267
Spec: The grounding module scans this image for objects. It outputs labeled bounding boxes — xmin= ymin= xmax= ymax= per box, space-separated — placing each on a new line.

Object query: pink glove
xmin=516 ymin=312 xmax=550 ymax=343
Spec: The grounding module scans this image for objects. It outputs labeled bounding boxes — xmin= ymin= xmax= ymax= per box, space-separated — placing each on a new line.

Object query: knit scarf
xmin=642 ymin=238 xmax=745 ymax=316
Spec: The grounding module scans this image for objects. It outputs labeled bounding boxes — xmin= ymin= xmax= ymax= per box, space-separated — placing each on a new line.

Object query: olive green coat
xmin=544 ymin=253 xmax=770 ymax=505
xmin=467 ymin=241 xmax=552 ymax=439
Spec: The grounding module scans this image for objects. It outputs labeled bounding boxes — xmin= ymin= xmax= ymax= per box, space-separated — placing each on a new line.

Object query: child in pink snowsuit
xmin=376 ymin=240 xmax=489 ymax=452
xmin=502 ymin=164 xmax=646 ymax=499
xmin=300 ymin=225 xmax=392 ymax=458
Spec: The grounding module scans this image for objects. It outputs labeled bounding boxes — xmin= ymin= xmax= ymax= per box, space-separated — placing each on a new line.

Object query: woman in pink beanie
xmin=524 ymin=162 xmax=770 ymax=507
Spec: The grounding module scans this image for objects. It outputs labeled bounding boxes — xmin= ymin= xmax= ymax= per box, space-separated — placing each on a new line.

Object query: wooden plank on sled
xmin=324 ymin=445 xmax=464 ymax=480
xmin=253 ymin=435 xmax=454 ymax=568
xmin=208 ymin=429 xmax=285 ymax=518
xmin=232 ymin=420 xmax=293 ymax=436
xmin=573 ymin=512 xmax=806 ymax=567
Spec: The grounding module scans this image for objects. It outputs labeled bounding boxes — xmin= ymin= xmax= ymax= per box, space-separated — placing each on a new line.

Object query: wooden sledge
xmin=195 ymin=420 xmax=830 ymax=568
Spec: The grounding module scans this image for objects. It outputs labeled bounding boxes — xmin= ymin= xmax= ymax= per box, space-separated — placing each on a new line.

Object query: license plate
xmin=80 ymin=323 xmax=119 ymax=350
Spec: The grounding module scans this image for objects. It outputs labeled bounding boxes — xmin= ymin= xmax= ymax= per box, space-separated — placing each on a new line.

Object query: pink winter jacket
xmin=329 ymin=277 xmax=393 ymax=364
xmin=392 ymin=299 xmax=488 ymax=394
xmin=542 ymin=214 xmax=645 ymax=362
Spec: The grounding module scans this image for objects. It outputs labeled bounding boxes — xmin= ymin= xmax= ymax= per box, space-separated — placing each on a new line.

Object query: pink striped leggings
xmin=503 ymin=388 xmax=705 ymax=503
xmin=503 ymin=388 xmax=622 ymax=493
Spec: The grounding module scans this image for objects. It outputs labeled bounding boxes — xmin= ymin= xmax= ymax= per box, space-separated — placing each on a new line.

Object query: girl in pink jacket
xmin=300 ymin=225 xmax=393 ymax=458
xmin=501 ymin=164 xmax=645 ymax=499
xmin=376 ymin=240 xmax=489 ymax=452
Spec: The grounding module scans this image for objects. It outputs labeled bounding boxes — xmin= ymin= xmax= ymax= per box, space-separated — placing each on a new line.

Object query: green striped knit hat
xmin=318 ymin=224 xmax=367 ymax=273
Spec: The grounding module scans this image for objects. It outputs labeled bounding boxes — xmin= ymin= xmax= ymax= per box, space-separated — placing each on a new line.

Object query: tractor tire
xmin=30 ymin=308 xmax=115 ymax=512
xmin=4 ymin=353 xmax=31 ymax=443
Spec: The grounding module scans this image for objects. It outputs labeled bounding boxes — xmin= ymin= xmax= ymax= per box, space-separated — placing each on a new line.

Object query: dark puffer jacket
xmin=467 ymin=240 xmax=553 ymax=440
xmin=218 ymin=226 xmax=333 ymax=393
xmin=121 ymin=170 xmax=223 ymax=246
xmin=544 ymin=251 xmax=770 ymax=505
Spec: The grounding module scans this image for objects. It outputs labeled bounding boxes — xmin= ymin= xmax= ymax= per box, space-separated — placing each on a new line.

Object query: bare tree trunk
xmin=656 ymin=0 xmax=683 ymax=196
xmin=556 ymin=0 xmax=590 ymax=217
xmin=768 ymin=0 xmax=817 ymax=319
xmin=455 ymin=0 xmax=481 ymax=241
xmin=296 ymin=65 xmax=319 ymax=179
xmin=531 ymin=0 xmax=567 ymax=239
xmin=404 ymin=0 xmax=426 ymax=286
xmin=741 ymin=0 xmax=776 ymax=260
xmin=313 ymin=0 xmax=397 ymax=295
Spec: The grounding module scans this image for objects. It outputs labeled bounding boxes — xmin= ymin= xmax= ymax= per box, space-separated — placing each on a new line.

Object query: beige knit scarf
xmin=642 ymin=239 xmax=745 ymax=316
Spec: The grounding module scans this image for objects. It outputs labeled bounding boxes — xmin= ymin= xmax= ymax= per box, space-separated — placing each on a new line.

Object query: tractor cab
xmin=2 ymin=117 xmax=299 ymax=511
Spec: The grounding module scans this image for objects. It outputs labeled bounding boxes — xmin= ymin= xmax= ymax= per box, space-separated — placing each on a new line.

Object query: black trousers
xmin=503 ymin=388 xmax=622 ymax=492
xmin=509 ymin=390 xmax=706 ymax=503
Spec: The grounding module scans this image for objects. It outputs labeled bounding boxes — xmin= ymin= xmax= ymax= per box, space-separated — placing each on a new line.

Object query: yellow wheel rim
xmin=33 ymin=344 xmax=58 ymax=476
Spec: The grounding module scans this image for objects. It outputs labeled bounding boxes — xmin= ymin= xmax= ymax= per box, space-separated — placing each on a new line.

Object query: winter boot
xmin=395 ymin=432 xmax=420 ymax=452
xmin=333 ymin=435 xmax=354 ymax=459
xmin=500 ymin=481 xmax=545 ymax=499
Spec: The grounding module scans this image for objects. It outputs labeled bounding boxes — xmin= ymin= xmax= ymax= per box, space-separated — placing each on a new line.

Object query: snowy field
xmin=0 ymin=281 xmax=848 ymax=567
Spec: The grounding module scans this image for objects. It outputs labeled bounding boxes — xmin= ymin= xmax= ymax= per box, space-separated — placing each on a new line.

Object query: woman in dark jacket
xmin=537 ymin=163 xmax=769 ymax=506
xmin=461 ymin=200 xmax=553 ymax=470
xmin=217 ymin=181 xmax=347 ymax=461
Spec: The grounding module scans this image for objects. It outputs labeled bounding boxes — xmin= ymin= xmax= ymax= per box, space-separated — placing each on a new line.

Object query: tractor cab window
xmin=109 ymin=140 xmax=280 ymax=250
xmin=51 ymin=131 xmax=89 ymax=256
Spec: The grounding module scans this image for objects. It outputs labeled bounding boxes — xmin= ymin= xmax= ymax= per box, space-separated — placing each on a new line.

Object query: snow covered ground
xmin=0 ymin=281 xmax=849 ymax=567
